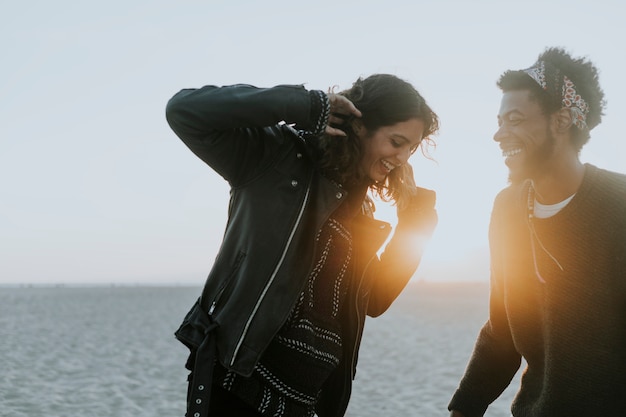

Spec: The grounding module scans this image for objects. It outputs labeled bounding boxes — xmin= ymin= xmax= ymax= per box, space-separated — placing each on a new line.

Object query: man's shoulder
xmin=493 ymin=182 xmax=527 ymax=208
xmin=595 ymin=165 xmax=626 ymax=182
xmin=589 ymin=164 xmax=626 ymax=193
xmin=488 ymin=182 xmax=528 ymax=228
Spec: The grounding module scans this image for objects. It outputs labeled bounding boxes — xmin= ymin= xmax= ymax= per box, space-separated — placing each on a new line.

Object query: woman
xmin=165 ymin=74 xmax=439 ymax=417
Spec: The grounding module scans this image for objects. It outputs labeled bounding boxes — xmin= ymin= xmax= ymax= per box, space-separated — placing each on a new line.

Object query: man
xmin=448 ymin=47 xmax=626 ymax=416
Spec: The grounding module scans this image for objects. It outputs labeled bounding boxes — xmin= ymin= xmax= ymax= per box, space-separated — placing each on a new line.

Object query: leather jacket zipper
xmin=208 ymin=251 xmax=246 ymax=315
xmin=229 ymin=175 xmax=313 ymax=366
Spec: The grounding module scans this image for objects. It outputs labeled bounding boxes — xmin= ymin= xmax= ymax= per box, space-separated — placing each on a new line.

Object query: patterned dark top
xmin=215 ymin=183 xmax=367 ymax=417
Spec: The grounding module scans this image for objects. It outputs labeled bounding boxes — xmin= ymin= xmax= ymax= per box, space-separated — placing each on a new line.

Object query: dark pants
xmin=208 ymin=385 xmax=263 ymax=417
xmin=186 ymin=372 xmax=262 ymax=417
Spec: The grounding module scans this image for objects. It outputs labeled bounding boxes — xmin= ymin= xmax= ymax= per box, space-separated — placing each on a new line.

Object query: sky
xmin=1 ymin=0 xmax=624 ymax=285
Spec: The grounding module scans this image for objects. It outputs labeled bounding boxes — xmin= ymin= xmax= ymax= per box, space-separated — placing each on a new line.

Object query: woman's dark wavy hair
xmin=497 ymin=47 xmax=606 ymax=152
xmin=316 ymin=73 xmax=439 ymax=209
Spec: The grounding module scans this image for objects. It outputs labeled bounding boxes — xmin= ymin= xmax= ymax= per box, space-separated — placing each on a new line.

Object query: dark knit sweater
xmin=449 ymin=164 xmax=626 ymax=417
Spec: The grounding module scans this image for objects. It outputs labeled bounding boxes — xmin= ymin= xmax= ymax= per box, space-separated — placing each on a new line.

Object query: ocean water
xmin=1 ymin=285 xmax=196 ymax=417
xmin=0 ymin=283 xmax=519 ymax=417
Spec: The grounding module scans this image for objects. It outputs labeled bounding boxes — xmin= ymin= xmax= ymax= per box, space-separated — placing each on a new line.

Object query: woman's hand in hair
xmin=325 ymin=93 xmax=362 ymax=137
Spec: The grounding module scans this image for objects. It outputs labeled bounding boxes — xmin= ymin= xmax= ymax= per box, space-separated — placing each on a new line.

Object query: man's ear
xmin=554 ymin=108 xmax=574 ymax=133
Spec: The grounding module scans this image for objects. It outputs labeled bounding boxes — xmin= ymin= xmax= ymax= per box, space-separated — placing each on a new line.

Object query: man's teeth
xmin=382 ymin=160 xmax=395 ymax=171
xmin=503 ymin=148 xmax=522 ymax=158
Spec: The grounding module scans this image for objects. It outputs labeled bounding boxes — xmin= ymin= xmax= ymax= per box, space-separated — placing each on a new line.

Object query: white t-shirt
xmin=534 ymin=194 xmax=575 ymax=219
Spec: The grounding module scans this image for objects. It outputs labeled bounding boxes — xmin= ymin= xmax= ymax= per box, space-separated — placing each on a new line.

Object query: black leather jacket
xmin=166 ymin=84 xmax=437 ymax=417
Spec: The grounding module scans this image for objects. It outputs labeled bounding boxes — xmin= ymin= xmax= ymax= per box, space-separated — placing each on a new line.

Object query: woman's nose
xmin=399 ymin=146 xmax=411 ymax=164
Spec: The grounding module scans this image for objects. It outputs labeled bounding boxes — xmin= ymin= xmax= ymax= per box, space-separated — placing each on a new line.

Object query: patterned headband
xmin=522 ymin=60 xmax=589 ymax=130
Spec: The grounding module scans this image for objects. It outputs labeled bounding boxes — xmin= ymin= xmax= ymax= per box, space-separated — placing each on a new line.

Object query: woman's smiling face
xmin=358 ymin=118 xmax=424 ymax=183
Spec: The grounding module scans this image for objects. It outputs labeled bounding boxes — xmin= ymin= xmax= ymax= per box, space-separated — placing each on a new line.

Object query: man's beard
xmin=508 ymin=128 xmax=556 ymax=185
